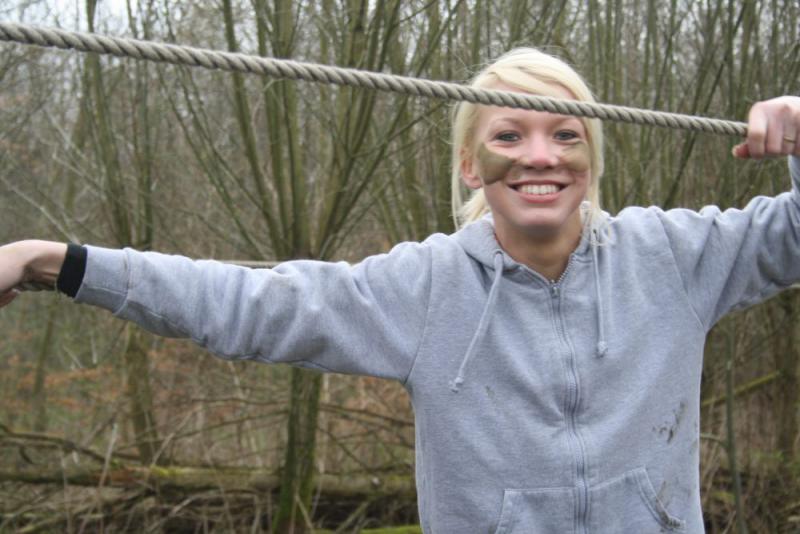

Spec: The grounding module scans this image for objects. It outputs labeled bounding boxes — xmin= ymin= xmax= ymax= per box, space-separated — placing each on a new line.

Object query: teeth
xmin=518 ymin=184 xmax=560 ymax=195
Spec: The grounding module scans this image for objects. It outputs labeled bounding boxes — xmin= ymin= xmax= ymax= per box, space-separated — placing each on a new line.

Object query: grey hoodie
xmin=76 ymin=156 xmax=800 ymax=534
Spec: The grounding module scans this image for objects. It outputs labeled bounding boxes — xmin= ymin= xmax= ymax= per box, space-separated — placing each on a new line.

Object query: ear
xmin=460 ymin=147 xmax=483 ymax=190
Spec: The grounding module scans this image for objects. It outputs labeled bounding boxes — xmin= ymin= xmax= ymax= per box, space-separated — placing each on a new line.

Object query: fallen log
xmin=0 ymin=464 xmax=415 ymax=497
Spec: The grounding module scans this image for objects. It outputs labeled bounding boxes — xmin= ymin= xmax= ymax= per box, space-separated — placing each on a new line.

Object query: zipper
xmin=549 ymin=255 xmax=590 ymax=534
xmin=549 ymin=254 xmax=574 ymax=297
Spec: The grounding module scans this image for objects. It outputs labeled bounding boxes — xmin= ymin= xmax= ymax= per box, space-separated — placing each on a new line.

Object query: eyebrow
xmin=487 ymin=117 xmax=524 ymax=128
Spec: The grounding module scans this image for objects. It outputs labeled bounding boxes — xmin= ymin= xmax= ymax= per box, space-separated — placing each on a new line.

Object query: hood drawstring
xmin=450 ymin=251 xmax=505 ymax=393
xmin=449 ymin=228 xmax=609 ymax=391
xmin=592 ymin=229 xmax=608 ymax=358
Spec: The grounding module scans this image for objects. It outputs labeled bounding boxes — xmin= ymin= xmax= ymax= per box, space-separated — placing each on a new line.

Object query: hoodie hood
xmin=451 ymin=203 xmax=600 ymax=273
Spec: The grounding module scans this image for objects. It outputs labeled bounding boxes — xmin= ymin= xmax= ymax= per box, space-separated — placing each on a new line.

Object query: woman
xmin=1 ymin=49 xmax=799 ymax=533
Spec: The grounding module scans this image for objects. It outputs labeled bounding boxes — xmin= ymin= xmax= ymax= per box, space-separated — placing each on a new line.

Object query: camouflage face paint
xmin=476 ymin=143 xmax=516 ymax=184
xmin=561 ymin=141 xmax=591 ymax=173
xmin=474 ymin=140 xmax=591 ymax=185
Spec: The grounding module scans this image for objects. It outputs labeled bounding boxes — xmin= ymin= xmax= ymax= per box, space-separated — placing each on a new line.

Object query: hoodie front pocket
xmin=588 ymin=467 xmax=686 ymax=532
xmin=493 ymin=487 xmax=575 ymax=534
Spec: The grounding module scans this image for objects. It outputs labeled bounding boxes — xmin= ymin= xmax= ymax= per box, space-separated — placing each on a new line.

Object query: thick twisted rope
xmin=0 ymin=22 xmax=748 ymax=137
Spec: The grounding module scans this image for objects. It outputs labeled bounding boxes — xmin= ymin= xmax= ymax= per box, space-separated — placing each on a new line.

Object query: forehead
xmin=475 ymin=82 xmax=585 ymax=132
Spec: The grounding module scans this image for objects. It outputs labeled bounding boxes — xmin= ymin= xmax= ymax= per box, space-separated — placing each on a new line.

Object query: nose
xmin=518 ymin=136 xmax=559 ymax=169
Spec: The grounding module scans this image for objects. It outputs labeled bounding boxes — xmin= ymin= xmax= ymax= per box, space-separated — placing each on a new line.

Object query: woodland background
xmin=0 ymin=0 xmax=799 ymax=532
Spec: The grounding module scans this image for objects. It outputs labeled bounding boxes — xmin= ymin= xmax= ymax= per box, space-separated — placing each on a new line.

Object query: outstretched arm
xmin=0 ymin=240 xmax=68 ymax=307
xmin=0 ymin=239 xmax=431 ymax=381
xmin=654 ymin=95 xmax=800 ymax=329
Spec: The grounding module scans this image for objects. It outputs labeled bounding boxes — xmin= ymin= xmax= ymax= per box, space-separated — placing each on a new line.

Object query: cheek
xmin=575 ymin=173 xmax=591 ymax=195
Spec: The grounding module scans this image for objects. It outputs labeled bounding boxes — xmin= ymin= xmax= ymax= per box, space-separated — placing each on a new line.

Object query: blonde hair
xmin=451 ymin=48 xmax=606 ymax=235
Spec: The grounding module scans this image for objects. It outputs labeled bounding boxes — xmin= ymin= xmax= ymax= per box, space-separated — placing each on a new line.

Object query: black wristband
xmin=56 ymin=244 xmax=87 ymax=298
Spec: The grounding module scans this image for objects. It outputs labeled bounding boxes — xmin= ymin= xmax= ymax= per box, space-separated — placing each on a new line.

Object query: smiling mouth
xmin=512 ymin=183 xmax=565 ymax=195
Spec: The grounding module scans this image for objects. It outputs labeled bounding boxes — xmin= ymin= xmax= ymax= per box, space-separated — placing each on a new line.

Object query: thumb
xmin=731 ymin=143 xmax=750 ymax=159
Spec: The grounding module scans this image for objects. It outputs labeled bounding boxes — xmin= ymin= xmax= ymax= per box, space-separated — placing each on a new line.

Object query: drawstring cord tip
xmin=448 ymin=252 xmax=504 ymax=394
xmin=596 ymin=341 xmax=608 ymax=358
xmin=449 ymin=377 xmax=463 ymax=393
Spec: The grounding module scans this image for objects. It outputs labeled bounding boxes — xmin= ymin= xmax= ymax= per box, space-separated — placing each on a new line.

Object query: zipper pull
xmin=551 ymin=284 xmax=559 ymax=298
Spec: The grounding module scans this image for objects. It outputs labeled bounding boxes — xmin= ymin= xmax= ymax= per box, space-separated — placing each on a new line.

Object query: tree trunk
xmin=31 ymin=305 xmax=57 ymax=433
xmin=273 ymin=368 xmax=323 ymax=534
xmin=85 ymin=0 xmax=162 ymax=466
xmin=123 ymin=326 xmax=163 ymax=465
xmin=771 ymin=292 xmax=799 ymax=463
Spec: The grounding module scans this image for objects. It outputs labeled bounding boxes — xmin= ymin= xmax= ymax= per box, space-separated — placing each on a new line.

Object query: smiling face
xmin=461 ymin=83 xmax=592 ymax=246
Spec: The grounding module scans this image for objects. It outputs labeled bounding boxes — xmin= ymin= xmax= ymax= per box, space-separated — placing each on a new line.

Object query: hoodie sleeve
xmin=74 ymin=242 xmax=432 ymax=382
xmin=656 ymin=156 xmax=800 ymax=330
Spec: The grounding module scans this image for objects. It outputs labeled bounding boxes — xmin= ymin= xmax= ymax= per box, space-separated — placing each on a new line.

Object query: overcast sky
xmin=4 ymin=0 xmax=131 ymax=31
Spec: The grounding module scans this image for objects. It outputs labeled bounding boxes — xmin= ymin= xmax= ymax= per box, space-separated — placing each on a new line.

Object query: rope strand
xmin=0 ymin=22 xmax=748 ymax=137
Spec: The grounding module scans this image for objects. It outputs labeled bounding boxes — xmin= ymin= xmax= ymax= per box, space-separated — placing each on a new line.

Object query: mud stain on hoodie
xmin=653 ymin=400 xmax=687 ymax=443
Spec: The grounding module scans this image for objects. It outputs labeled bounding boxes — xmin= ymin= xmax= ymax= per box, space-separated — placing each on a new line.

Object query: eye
xmin=555 ymin=130 xmax=580 ymax=141
xmin=495 ymin=131 xmax=520 ymax=142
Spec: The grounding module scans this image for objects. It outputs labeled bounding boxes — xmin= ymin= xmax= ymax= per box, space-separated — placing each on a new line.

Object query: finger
xmin=746 ymin=105 xmax=768 ymax=159
xmin=767 ymin=118 xmax=797 ymax=156
xmin=776 ymin=100 xmax=800 ymax=156
xmin=782 ymin=124 xmax=798 ymax=156
xmin=764 ymin=119 xmax=787 ymax=156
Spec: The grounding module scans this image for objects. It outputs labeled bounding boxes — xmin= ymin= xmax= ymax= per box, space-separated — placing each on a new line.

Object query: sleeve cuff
xmin=56 ymin=243 xmax=87 ymax=298
xmin=73 ymin=245 xmax=131 ymax=313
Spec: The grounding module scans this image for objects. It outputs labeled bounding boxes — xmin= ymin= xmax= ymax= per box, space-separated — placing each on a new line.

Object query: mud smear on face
xmin=561 ymin=141 xmax=591 ymax=173
xmin=475 ymin=141 xmax=591 ymax=184
xmin=476 ymin=143 xmax=517 ymax=184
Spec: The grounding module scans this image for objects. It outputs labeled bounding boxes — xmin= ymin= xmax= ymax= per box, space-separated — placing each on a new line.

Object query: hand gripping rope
xmin=0 ymin=22 xmax=748 ymax=138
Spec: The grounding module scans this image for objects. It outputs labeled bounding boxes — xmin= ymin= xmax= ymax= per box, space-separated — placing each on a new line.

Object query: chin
xmin=517 ymin=211 xmax=571 ymax=230
xmin=520 ymin=221 xmax=568 ymax=238
xmin=497 ymin=210 xmax=582 ymax=241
